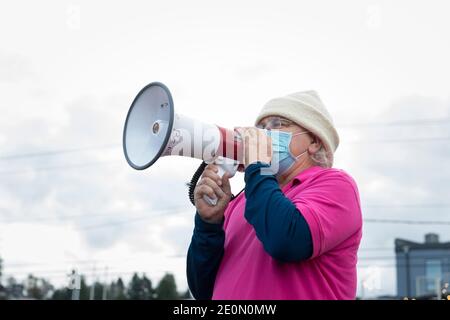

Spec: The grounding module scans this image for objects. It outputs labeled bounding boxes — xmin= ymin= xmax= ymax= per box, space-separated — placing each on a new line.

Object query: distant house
xmin=395 ymin=233 xmax=450 ymax=299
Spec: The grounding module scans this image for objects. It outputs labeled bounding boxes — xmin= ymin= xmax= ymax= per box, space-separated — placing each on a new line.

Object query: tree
xmin=127 ymin=273 xmax=153 ymax=300
xmin=26 ymin=274 xmax=54 ymax=299
xmin=79 ymin=276 xmax=90 ymax=300
xmin=6 ymin=277 xmax=24 ymax=299
xmin=127 ymin=273 xmax=141 ymax=300
xmin=179 ymin=289 xmax=192 ymax=300
xmin=155 ymin=273 xmax=178 ymax=299
xmin=116 ymin=278 xmax=127 ymax=299
xmin=0 ymin=256 xmax=5 ymax=300
xmin=142 ymin=274 xmax=154 ymax=299
xmin=92 ymin=281 xmax=104 ymax=300
xmin=0 ymin=256 xmax=3 ymax=283
xmin=51 ymin=287 xmax=71 ymax=300
xmin=109 ymin=277 xmax=127 ymax=300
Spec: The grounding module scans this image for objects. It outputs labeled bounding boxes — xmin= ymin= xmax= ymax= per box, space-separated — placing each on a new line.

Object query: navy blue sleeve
xmin=186 ymin=212 xmax=225 ymax=300
xmin=244 ymin=162 xmax=313 ymax=262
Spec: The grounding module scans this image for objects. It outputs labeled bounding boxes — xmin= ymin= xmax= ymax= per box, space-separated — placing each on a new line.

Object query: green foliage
xmin=0 ymin=256 xmax=3 ymax=282
xmin=127 ymin=273 xmax=154 ymax=300
xmin=109 ymin=277 xmax=127 ymax=300
xmin=26 ymin=274 xmax=50 ymax=299
xmin=155 ymin=273 xmax=178 ymax=300
xmin=0 ymin=257 xmax=188 ymax=300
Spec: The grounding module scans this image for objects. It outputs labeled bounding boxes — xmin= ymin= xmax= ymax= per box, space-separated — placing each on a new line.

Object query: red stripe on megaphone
xmin=217 ymin=126 xmax=242 ymax=162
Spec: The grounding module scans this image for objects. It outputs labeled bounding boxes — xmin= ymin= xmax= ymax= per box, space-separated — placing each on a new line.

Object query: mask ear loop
xmin=291 ymin=132 xmax=314 ymax=160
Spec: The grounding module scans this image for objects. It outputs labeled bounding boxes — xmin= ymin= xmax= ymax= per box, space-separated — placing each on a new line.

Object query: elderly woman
xmin=186 ymin=90 xmax=362 ymax=300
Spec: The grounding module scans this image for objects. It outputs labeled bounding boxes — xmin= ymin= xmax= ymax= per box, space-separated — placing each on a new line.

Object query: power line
xmin=0 ymin=117 xmax=448 ymax=159
xmin=78 ymin=215 xmax=163 ymax=231
xmin=0 ymin=160 xmax=122 ymax=176
xmin=0 ymin=206 xmax=191 ymax=231
xmin=4 ymin=250 xmax=405 ymax=270
xmin=0 ymin=144 xmax=120 ymax=160
xmin=6 ymin=215 xmax=450 ymax=228
xmin=364 ymin=218 xmax=450 ymax=225
xmin=3 ymin=248 xmax=449 ymax=278
xmin=2 ymin=268 xmax=163 ymax=279
xmin=2 ymin=269 xmax=175 ymax=281
xmin=357 ymin=256 xmax=422 ymax=261
xmin=3 ymin=253 xmax=185 ymax=269
xmin=0 ymin=117 xmax=448 ymax=161
xmin=337 ymin=118 xmax=450 ymax=128
xmin=0 ymin=135 xmax=448 ymax=177
xmin=1 ymin=203 xmax=448 ymax=224
xmin=75 ymin=207 xmax=190 ymax=231
xmin=359 ymin=247 xmax=393 ymax=251
xmin=364 ymin=204 xmax=450 ymax=209
xmin=4 ymin=264 xmax=446 ymax=282
xmin=5 ymin=260 xmax=450 ymax=279
xmin=3 ymin=256 xmax=186 ymax=276
xmin=4 ymin=255 xmax=401 ymax=271
xmin=0 ymin=134 xmax=449 ymax=176
xmin=349 ymin=137 xmax=450 ymax=144
xmin=357 ymin=263 xmax=450 ymax=269
xmin=0 ymin=211 xmax=134 ymax=223
xmin=1 ymin=209 xmax=449 ymax=226
xmin=0 ymin=205 xmax=190 ymax=223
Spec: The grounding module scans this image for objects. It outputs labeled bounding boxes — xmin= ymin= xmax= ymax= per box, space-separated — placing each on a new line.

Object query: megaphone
xmin=122 ymin=82 xmax=243 ymax=205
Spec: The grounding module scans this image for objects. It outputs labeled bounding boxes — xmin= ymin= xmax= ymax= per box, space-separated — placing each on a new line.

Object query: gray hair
xmin=310 ymin=144 xmax=333 ymax=168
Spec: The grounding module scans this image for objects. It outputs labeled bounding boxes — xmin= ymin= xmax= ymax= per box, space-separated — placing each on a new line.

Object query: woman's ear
xmin=308 ymin=135 xmax=321 ymax=154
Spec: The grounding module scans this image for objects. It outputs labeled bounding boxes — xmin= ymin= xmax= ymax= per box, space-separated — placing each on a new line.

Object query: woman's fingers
xmin=199 ymin=177 xmax=226 ymax=199
xmin=201 ymin=169 xmax=222 ymax=186
xmin=194 ymin=184 xmax=216 ymax=201
xmin=221 ymin=172 xmax=232 ymax=195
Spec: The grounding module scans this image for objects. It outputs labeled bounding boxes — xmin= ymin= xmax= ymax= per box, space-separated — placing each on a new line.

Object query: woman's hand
xmin=194 ymin=163 xmax=233 ymax=224
xmin=236 ymin=127 xmax=272 ymax=169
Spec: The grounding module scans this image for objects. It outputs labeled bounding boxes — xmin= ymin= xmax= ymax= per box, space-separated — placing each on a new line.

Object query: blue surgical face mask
xmin=265 ymin=130 xmax=310 ymax=177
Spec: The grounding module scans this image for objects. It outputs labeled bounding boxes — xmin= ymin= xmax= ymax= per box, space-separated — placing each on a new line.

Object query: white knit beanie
xmin=255 ymin=90 xmax=340 ymax=165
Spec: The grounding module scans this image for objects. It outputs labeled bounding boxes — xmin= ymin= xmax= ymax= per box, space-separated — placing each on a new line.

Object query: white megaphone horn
xmin=122 ymin=82 xmax=243 ymax=205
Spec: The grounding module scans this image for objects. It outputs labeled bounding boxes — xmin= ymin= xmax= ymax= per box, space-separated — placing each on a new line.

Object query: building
xmin=395 ymin=233 xmax=450 ymax=299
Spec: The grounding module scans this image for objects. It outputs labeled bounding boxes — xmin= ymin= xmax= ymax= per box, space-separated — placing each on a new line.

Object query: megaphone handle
xmin=202 ymin=162 xmax=237 ymax=206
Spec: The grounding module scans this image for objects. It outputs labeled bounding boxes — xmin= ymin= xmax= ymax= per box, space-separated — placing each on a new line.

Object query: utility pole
xmin=90 ymin=265 xmax=96 ymax=300
xmin=70 ymin=269 xmax=80 ymax=300
xmin=102 ymin=266 xmax=109 ymax=300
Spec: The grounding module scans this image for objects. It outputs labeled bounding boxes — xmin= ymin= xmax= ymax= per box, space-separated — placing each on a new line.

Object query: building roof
xmin=395 ymin=238 xmax=450 ymax=253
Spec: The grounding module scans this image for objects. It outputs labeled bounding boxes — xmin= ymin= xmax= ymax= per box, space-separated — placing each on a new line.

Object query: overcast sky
xmin=0 ymin=0 xmax=449 ymax=297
